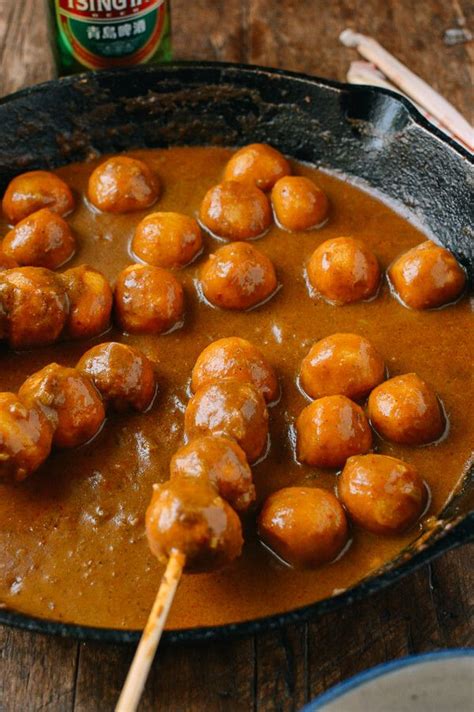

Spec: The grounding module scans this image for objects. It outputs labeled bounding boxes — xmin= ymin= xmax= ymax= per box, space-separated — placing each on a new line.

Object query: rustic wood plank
xmin=172 ymin=0 xmax=247 ymax=63
xmin=247 ymin=0 xmax=472 ymax=117
xmin=0 ymin=627 xmax=78 ymax=712
xmin=255 ymin=625 xmax=308 ymax=712
xmin=307 ymin=545 xmax=474 ymax=699
xmin=0 ymin=0 xmax=55 ymax=96
xmin=73 ymin=636 xmax=255 ymax=712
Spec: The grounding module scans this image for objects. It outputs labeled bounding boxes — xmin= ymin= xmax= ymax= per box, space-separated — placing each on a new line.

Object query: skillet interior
xmin=0 ymin=62 xmax=472 ymax=643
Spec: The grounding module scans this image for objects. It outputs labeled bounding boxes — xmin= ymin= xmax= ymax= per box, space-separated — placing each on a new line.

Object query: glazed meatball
xmin=61 ymin=265 xmax=113 ymax=340
xmin=271 ymin=176 xmax=329 ymax=231
xmin=77 ymin=341 xmax=156 ymax=412
xmin=200 ymin=242 xmax=277 ymax=310
xmin=2 ymin=208 xmax=75 ymax=269
xmin=388 ymin=240 xmax=466 ymax=310
xmin=146 ymin=478 xmax=243 ymax=573
xmin=170 ymin=435 xmax=255 ymax=513
xmin=0 ymin=252 xmax=17 ymax=271
xmin=19 ymin=364 xmax=105 ymax=449
xmin=0 ymin=392 xmax=53 ymax=482
xmin=300 ymin=333 xmax=385 ymax=401
xmin=184 ymin=378 xmax=269 ymax=463
xmin=191 ymin=337 xmax=279 ymax=403
xmin=132 ymin=212 xmax=203 ymax=269
xmin=199 ymin=181 xmax=272 ymax=241
xmin=368 ymin=373 xmax=444 ymax=445
xmin=115 ymin=264 xmax=184 ymax=334
xmin=339 ymin=454 xmax=426 ymax=535
xmin=307 ymin=237 xmax=381 ymax=305
xmin=223 ymin=143 xmax=291 ymax=191
xmin=88 ymin=156 xmax=159 ymax=213
xmin=0 ymin=267 xmax=68 ymax=349
xmin=296 ymin=395 xmax=372 ymax=468
xmin=258 ymin=487 xmax=348 ymax=568
xmin=2 ymin=170 xmax=74 ymax=224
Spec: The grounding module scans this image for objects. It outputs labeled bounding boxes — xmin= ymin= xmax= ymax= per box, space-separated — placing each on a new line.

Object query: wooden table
xmin=0 ymin=1 xmax=472 ymax=710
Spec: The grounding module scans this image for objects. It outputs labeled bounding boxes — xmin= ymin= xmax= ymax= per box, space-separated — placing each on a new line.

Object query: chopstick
xmin=339 ymin=29 xmax=474 ymax=151
xmin=115 ymin=550 xmax=185 ymax=712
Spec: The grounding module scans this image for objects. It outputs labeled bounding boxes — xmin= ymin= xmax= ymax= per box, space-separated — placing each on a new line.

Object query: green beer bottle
xmin=47 ymin=0 xmax=172 ymax=75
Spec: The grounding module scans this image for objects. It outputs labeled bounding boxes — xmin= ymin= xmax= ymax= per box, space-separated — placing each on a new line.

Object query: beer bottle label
xmin=54 ymin=1 xmax=168 ymax=69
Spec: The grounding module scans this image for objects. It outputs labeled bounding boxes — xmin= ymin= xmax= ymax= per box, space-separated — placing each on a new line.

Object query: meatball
xmin=307 ymin=237 xmax=381 ymax=305
xmin=184 ymin=378 xmax=269 ymax=463
xmin=223 ymin=143 xmax=291 ymax=191
xmin=2 ymin=208 xmax=75 ymax=269
xmin=200 ymin=242 xmax=277 ymax=310
xmin=0 ymin=392 xmax=53 ymax=482
xmin=191 ymin=337 xmax=278 ymax=403
xmin=146 ymin=478 xmax=243 ymax=573
xmin=2 ymin=170 xmax=74 ymax=224
xmin=0 ymin=267 xmax=68 ymax=349
xmin=296 ymin=395 xmax=372 ymax=468
xmin=88 ymin=156 xmax=159 ymax=213
xmin=388 ymin=240 xmax=466 ymax=310
xmin=19 ymin=364 xmax=105 ymax=449
xmin=271 ymin=176 xmax=329 ymax=231
xmin=199 ymin=181 xmax=272 ymax=241
xmin=170 ymin=435 xmax=255 ymax=513
xmin=300 ymin=333 xmax=385 ymax=401
xmin=114 ymin=264 xmax=184 ymax=334
xmin=61 ymin=265 xmax=113 ymax=340
xmin=368 ymin=373 xmax=444 ymax=445
xmin=258 ymin=487 xmax=348 ymax=568
xmin=339 ymin=454 xmax=426 ymax=535
xmin=132 ymin=212 xmax=203 ymax=269
xmin=77 ymin=341 xmax=156 ymax=412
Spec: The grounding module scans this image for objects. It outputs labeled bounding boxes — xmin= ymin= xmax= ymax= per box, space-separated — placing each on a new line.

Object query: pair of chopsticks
xmin=339 ymin=29 xmax=474 ymax=152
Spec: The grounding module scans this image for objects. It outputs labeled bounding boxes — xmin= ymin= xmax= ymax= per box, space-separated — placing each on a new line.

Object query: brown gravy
xmin=0 ymin=147 xmax=472 ymax=630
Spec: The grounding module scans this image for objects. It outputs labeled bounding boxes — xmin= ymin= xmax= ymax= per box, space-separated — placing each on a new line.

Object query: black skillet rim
xmin=0 ymin=61 xmax=472 ymax=644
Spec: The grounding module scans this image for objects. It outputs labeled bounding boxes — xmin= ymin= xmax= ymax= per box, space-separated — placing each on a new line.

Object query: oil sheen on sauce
xmin=0 ymin=147 xmax=472 ymax=630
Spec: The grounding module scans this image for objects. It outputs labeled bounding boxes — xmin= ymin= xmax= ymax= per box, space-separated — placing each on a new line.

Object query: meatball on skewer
xmin=61 ymin=265 xmax=113 ymax=341
xmin=19 ymin=364 xmax=106 ymax=449
xmin=0 ymin=392 xmax=54 ymax=482
xmin=170 ymin=435 xmax=256 ymax=513
xmin=0 ymin=264 xmax=113 ymax=349
xmin=77 ymin=342 xmax=157 ymax=413
xmin=191 ymin=337 xmax=279 ymax=403
xmin=2 ymin=170 xmax=75 ymax=224
xmin=2 ymin=208 xmax=76 ymax=269
xmin=118 ymin=476 xmax=244 ymax=711
xmin=185 ymin=377 xmax=269 ymax=463
xmin=1 ymin=342 xmax=157 ymax=481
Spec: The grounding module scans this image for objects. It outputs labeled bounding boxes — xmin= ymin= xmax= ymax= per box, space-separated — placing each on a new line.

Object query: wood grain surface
xmin=0 ymin=1 xmax=473 ymax=710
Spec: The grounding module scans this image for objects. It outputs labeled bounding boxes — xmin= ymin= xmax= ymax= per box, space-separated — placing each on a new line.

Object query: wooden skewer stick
xmin=115 ymin=550 xmax=186 ymax=712
xmin=339 ymin=28 xmax=474 ymax=151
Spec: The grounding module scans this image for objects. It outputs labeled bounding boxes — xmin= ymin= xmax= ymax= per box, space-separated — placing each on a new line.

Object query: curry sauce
xmin=0 ymin=147 xmax=472 ymax=630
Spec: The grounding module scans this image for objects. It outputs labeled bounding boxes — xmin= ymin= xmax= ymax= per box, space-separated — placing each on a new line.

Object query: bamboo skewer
xmin=115 ymin=550 xmax=186 ymax=712
xmin=339 ymin=28 xmax=474 ymax=151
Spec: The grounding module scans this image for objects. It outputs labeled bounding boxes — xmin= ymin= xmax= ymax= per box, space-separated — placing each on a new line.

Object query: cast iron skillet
xmin=0 ymin=62 xmax=472 ymax=644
